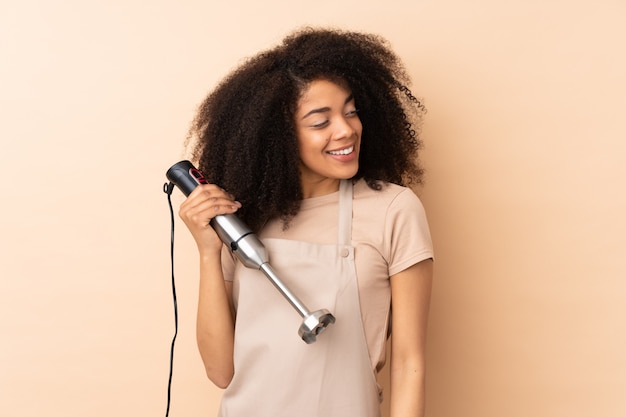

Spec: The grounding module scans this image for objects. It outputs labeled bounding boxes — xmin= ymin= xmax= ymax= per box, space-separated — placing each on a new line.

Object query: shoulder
xmin=353 ymin=179 xmax=425 ymax=212
xmin=352 ymin=178 xmax=431 ymax=243
xmin=352 ymin=178 xmax=433 ymax=274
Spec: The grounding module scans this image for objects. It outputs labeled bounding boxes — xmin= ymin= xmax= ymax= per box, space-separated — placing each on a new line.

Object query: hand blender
xmin=166 ymin=160 xmax=335 ymax=343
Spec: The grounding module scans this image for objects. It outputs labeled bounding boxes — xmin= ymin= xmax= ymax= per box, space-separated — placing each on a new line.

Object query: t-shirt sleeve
xmin=385 ymin=188 xmax=434 ymax=277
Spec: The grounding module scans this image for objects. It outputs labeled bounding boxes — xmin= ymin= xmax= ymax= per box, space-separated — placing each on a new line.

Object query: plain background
xmin=1 ymin=0 xmax=625 ymax=416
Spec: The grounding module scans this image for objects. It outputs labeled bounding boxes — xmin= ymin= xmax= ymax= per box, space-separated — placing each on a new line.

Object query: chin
xmin=340 ymin=167 xmax=359 ymax=180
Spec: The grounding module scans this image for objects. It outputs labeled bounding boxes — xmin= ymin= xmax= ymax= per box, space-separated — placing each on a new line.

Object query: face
xmin=294 ymin=79 xmax=362 ymax=197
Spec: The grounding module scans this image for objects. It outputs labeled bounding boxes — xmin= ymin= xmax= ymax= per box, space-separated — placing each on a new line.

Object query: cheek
xmin=298 ymin=130 xmax=328 ymax=154
xmin=352 ymin=117 xmax=363 ymax=135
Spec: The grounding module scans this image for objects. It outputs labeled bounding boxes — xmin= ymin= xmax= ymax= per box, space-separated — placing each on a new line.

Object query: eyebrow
xmin=300 ymin=94 xmax=354 ymax=120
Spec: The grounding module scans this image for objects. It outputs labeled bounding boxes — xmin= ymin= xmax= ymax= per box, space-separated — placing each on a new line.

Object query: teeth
xmin=328 ymin=146 xmax=354 ymax=155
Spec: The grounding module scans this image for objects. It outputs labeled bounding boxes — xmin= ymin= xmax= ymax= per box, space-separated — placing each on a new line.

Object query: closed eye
xmin=311 ymin=120 xmax=329 ymax=128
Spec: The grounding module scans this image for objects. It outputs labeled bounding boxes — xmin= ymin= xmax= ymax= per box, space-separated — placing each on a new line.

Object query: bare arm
xmin=389 ymin=259 xmax=433 ymax=417
xmin=178 ymin=183 xmax=240 ymax=388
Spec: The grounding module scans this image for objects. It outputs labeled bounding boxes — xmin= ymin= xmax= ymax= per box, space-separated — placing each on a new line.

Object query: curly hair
xmin=187 ymin=27 xmax=426 ymax=232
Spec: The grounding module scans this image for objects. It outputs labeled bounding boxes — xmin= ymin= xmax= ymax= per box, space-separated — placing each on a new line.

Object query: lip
xmin=326 ymin=144 xmax=356 ymax=154
xmin=326 ymin=144 xmax=358 ymax=162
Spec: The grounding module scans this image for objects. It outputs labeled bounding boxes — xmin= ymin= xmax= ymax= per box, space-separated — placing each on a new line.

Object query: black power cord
xmin=163 ymin=182 xmax=178 ymax=417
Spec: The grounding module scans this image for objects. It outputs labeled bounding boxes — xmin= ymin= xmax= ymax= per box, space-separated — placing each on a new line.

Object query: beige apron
xmin=219 ymin=179 xmax=381 ymax=417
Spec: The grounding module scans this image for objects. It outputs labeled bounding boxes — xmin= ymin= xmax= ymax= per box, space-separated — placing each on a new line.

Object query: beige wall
xmin=1 ymin=1 xmax=624 ymax=416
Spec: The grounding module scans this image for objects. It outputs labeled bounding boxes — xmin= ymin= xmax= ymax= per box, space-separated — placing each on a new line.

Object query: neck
xmin=300 ymin=178 xmax=341 ymax=199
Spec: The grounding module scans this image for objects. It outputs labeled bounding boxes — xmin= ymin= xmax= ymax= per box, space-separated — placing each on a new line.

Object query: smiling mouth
xmin=327 ymin=145 xmax=354 ymax=156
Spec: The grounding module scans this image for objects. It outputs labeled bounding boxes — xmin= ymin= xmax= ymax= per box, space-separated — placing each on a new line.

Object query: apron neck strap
xmin=338 ymin=179 xmax=353 ymax=246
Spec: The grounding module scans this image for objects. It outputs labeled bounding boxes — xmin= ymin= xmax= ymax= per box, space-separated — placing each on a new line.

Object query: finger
xmin=182 ymin=197 xmax=242 ymax=225
xmin=182 ymin=185 xmax=235 ymax=210
xmin=190 ymin=197 xmax=241 ymax=217
xmin=186 ymin=183 xmax=227 ymax=201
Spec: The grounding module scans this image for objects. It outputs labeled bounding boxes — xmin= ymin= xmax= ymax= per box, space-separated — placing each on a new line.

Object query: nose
xmin=331 ymin=115 xmax=358 ymax=141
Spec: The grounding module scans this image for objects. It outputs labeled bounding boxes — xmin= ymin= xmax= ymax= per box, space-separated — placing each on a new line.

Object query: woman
xmin=179 ymin=27 xmax=433 ymax=417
